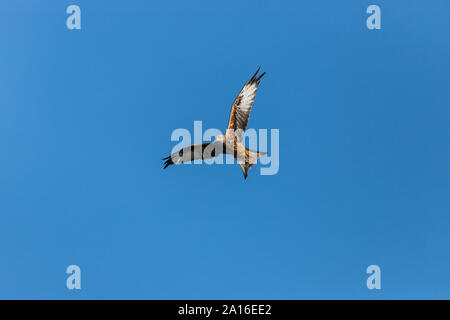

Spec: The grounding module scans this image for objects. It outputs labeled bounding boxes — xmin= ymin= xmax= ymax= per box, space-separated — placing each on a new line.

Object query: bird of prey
xmin=162 ymin=67 xmax=267 ymax=179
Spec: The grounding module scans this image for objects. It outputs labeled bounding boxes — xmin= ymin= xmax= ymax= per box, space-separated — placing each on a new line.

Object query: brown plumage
xmin=163 ymin=67 xmax=267 ymax=179
xmin=227 ymin=67 xmax=266 ymax=133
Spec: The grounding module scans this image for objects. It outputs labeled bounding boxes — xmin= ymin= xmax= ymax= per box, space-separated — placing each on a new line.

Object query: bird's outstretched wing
xmin=226 ymin=67 xmax=265 ymax=137
xmin=162 ymin=142 xmax=225 ymax=168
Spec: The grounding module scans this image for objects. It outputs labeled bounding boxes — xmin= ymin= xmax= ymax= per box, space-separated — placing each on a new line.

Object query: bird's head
xmin=215 ymin=134 xmax=225 ymax=142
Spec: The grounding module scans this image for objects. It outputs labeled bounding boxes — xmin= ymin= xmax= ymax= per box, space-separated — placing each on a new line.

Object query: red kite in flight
xmin=162 ymin=67 xmax=267 ymax=179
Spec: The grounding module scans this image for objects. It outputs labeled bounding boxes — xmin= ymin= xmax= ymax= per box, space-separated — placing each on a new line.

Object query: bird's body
xmin=162 ymin=67 xmax=267 ymax=179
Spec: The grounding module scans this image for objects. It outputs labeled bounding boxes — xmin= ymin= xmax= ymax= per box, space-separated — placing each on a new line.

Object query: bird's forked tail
xmin=239 ymin=148 xmax=267 ymax=180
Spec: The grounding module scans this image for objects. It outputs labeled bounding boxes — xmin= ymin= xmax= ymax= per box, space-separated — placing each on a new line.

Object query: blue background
xmin=0 ymin=0 xmax=449 ymax=299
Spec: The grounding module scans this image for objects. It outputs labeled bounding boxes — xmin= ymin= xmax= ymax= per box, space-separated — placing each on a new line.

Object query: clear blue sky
xmin=0 ymin=0 xmax=449 ymax=299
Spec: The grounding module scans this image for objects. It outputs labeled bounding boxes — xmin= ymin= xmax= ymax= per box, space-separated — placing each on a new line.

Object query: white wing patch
xmin=238 ymin=82 xmax=258 ymax=113
xmin=226 ymin=67 xmax=265 ymax=133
